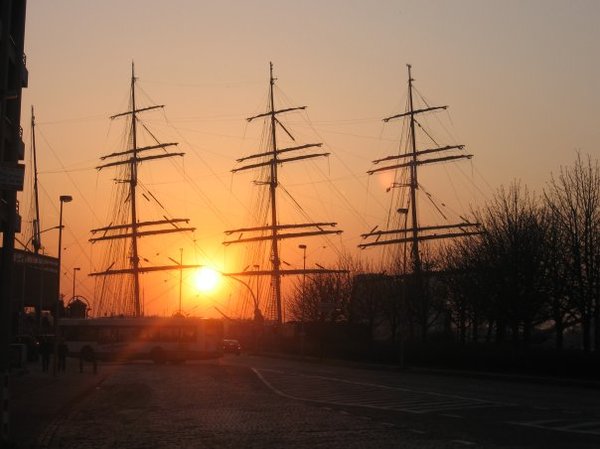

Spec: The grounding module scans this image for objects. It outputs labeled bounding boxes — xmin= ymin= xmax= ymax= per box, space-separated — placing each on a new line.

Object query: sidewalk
xmin=6 ymin=357 xmax=107 ymax=448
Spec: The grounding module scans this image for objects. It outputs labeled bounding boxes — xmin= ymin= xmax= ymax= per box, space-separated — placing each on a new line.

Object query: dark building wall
xmin=1 ymin=0 xmax=27 ymax=373
xmin=1 ymin=0 xmax=27 ymax=163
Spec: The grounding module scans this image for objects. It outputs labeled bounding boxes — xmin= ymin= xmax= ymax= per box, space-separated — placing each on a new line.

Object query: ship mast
xmin=129 ymin=63 xmax=142 ymax=316
xmin=360 ymin=64 xmax=481 ymax=274
xmin=407 ymin=65 xmax=422 ymax=276
xmin=225 ymin=62 xmax=344 ymax=324
xmin=30 ymin=106 xmax=42 ymax=254
xmin=90 ymin=62 xmax=196 ymax=317
xmin=268 ymin=63 xmax=283 ymax=323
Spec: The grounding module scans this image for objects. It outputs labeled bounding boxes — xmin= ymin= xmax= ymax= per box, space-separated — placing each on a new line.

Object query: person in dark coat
xmin=39 ymin=337 xmax=51 ymax=372
xmin=58 ymin=338 xmax=68 ymax=372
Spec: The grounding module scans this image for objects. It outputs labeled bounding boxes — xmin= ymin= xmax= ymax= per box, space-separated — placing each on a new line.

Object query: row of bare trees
xmin=287 ymin=153 xmax=600 ymax=353
xmin=444 ymin=153 xmax=600 ymax=351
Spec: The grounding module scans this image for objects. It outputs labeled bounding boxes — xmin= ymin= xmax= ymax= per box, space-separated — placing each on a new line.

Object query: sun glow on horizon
xmin=193 ymin=267 xmax=221 ymax=293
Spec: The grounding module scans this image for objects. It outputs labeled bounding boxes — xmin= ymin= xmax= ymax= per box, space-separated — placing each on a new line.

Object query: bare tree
xmin=545 ymin=153 xmax=600 ymax=352
xmin=441 ymin=183 xmax=548 ymax=345
xmin=477 ymin=182 xmax=548 ymax=344
xmin=540 ymin=203 xmax=578 ymax=349
xmin=287 ymin=256 xmax=355 ymax=323
xmin=441 ymin=235 xmax=487 ymax=344
xmin=349 ymin=272 xmax=390 ymax=341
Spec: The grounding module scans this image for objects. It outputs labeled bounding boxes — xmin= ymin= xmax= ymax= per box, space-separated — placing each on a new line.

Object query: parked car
xmin=222 ymin=339 xmax=241 ymax=355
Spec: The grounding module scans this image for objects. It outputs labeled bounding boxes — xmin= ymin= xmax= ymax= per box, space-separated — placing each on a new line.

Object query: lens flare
xmin=194 ymin=267 xmax=220 ymax=293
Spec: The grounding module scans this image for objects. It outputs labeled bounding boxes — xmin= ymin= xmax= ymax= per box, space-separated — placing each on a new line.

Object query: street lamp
xmin=223 ymin=274 xmax=263 ymax=321
xmin=178 ymin=248 xmax=183 ymax=314
xmin=298 ymin=244 xmax=307 ymax=271
xmin=72 ymin=267 xmax=80 ymax=300
xmin=167 ymin=249 xmax=185 ymax=315
xmin=53 ymin=195 xmax=72 ymax=375
xmin=298 ymin=244 xmax=307 ymax=302
xmin=298 ymin=244 xmax=307 ymax=355
xmin=222 ymin=272 xmax=264 ymax=352
xmin=15 ymin=224 xmax=61 ymax=253
xmin=252 ymin=264 xmax=260 ymax=314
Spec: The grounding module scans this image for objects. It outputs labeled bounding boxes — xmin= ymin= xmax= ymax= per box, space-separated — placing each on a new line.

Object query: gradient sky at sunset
xmin=19 ymin=1 xmax=600 ymax=317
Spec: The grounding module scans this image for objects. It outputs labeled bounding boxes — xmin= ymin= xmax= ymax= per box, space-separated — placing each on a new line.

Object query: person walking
xmin=79 ymin=348 xmax=97 ymax=374
xmin=58 ymin=338 xmax=68 ymax=372
xmin=39 ymin=337 xmax=51 ymax=372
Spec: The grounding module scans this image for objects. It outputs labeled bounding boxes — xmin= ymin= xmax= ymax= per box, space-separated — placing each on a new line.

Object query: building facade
xmin=0 ymin=0 xmax=27 ymax=373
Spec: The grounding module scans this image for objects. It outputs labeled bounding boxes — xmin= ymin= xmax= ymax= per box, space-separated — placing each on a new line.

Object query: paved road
xmin=45 ymin=361 xmax=441 ymax=449
xmin=42 ymin=355 xmax=600 ymax=449
xmin=224 ymin=355 xmax=600 ymax=448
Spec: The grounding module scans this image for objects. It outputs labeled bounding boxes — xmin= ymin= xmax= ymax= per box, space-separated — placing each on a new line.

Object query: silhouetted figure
xmin=39 ymin=337 xmax=51 ymax=372
xmin=58 ymin=339 xmax=68 ymax=372
xmin=79 ymin=348 xmax=97 ymax=374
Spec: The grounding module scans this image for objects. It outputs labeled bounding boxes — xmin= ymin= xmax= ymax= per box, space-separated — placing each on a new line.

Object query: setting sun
xmin=194 ymin=267 xmax=221 ymax=293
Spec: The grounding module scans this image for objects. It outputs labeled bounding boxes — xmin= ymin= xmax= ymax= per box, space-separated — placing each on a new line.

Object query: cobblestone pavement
xmin=46 ymin=361 xmax=478 ymax=449
xmin=9 ymin=356 xmax=107 ymax=448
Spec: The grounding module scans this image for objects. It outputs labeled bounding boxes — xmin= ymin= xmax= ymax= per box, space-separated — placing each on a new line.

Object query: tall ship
xmin=360 ymin=65 xmax=481 ymax=334
xmin=89 ymin=63 xmax=196 ymax=317
xmin=224 ymin=63 xmax=344 ymax=324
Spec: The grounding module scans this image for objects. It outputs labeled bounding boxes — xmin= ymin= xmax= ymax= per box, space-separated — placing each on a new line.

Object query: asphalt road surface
xmin=42 ymin=354 xmax=600 ymax=449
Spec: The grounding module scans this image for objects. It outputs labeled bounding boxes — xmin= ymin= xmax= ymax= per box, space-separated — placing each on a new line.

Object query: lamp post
xmin=15 ymin=224 xmax=61 ymax=253
xmin=298 ymin=244 xmax=307 ymax=275
xmin=53 ymin=195 xmax=72 ymax=375
xmin=298 ymin=244 xmax=307 ymax=306
xmin=298 ymin=244 xmax=307 ymax=356
xmin=252 ymin=264 xmax=260 ymax=316
xmin=218 ymin=272 xmax=262 ymax=322
xmin=223 ymin=272 xmax=263 ymax=352
xmin=178 ymin=248 xmax=183 ymax=314
xmin=167 ymin=249 xmax=184 ymax=315
xmin=72 ymin=267 xmax=80 ymax=300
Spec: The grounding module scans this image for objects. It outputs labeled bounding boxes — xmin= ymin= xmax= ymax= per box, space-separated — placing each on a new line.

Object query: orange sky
xmin=18 ymin=0 xmax=600 ymax=318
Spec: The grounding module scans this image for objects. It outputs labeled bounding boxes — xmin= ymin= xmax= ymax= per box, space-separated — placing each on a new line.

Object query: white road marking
xmin=253 ymin=367 xmax=512 ymax=415
xmin=451 ymin=439 xmax=476 ymax=446
xmin=509 ymin=419 xmax=600 ymax=436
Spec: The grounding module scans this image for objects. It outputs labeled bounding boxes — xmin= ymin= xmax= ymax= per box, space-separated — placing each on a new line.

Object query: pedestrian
xmin=79 ymin=348 xmax=97 ymax=374
xmin=58 ymin=338 xmax=68 ymax=372
xmin=39 ymin=337 xmax=51 ymax=372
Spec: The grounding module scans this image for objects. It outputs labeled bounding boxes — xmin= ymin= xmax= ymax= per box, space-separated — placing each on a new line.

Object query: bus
xmin=59 ymin=316 xmax=224 ymax=363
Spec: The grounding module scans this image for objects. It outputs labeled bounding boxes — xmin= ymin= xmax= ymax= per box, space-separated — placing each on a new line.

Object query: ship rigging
xmin=360 ymin=64 xmax=481 ymax=279
xmin=225 ymin=62 xmax=345 ymax=324
xmin=89 ymin=63 xmax=196 ymax=317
